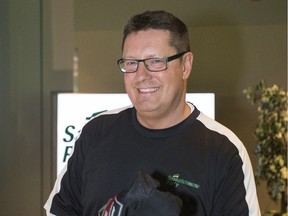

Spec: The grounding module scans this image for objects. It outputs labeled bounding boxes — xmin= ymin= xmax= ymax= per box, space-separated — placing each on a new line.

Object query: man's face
xmin=122 ymin=29 xmax=192 ymax=122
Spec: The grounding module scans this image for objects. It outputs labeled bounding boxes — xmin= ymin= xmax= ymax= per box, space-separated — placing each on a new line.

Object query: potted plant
xmin=243 ymin=81 xmax=287 ymax=215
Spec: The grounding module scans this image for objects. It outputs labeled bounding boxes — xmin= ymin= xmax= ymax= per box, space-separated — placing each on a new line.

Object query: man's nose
xmin=135 ymin=62 xmax=152 ymax=80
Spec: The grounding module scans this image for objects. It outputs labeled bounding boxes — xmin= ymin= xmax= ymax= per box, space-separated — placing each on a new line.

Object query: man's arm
xmin=44 ymin=134 xmax=86 ymax=216
xmin=212 ymin=143 xmax=261 ymax=215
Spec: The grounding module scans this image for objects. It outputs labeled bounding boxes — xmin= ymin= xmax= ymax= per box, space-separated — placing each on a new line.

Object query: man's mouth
xmin=138 ymin=87 xmax=159 ymax=93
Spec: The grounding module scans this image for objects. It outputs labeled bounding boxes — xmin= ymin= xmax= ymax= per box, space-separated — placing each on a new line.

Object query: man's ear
xmin=182 ymin=52 xmax=193 ymax=80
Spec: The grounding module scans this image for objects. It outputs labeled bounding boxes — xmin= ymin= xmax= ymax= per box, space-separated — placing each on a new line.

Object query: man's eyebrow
xmin=123 ymin=54 xmax=164 ymax=59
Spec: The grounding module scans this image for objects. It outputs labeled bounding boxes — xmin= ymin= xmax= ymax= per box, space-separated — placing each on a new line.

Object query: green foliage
xmin=244 ymin=80 xmax=287 ymax=212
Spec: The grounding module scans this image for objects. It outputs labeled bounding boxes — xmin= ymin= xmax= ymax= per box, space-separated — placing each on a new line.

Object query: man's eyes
xmin=125 ymin=61 xmax=137 ymax=65
xmin=148 ymin=58 xmax=165 ymax=64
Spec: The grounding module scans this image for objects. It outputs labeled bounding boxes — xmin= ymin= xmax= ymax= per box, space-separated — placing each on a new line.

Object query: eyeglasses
xmin=117 ymin=51 xmax=188 ymax=73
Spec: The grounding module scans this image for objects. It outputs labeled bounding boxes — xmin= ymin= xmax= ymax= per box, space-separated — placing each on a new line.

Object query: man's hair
xmin=122 ymin=10 xmax=190 ymax=53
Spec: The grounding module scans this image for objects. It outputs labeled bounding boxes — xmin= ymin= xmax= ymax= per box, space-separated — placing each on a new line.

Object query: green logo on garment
xmin=86 ymin=110 xmax=107 ymax=120
xmin=167 ymin=174 xmax=200 ymax=189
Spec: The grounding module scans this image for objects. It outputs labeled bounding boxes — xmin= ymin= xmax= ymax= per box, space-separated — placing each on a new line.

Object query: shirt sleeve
xmin=44 ymin=165 xmax=67 ymax=216
xmin=240 ymin=147 xmax=262 ymax=216
xmin=197 ymin=112 xmax=261 ymax=215
xmin=212 ymin=139 xmax=261 ymax=216
xmin=44 ymin=132 xmax=86 ymax=216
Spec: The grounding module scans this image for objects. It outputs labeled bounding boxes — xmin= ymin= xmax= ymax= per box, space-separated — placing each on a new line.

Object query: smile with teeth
xmin=138 ymin=87 xmax=159 ymax=93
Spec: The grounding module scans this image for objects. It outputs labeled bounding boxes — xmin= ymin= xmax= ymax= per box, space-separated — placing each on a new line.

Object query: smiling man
xmin=45 ymin=10 xmax=261 ymax=216
xmin=121 ymin=28 xmax=192 ymax=129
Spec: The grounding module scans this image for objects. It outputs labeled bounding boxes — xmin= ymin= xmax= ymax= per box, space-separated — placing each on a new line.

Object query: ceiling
xmin=74 ymin=0 xmax=287 ymax=31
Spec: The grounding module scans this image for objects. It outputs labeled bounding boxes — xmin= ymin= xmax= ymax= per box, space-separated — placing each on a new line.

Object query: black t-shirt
xmin=46 ymin=104 xmax=260 ymax=216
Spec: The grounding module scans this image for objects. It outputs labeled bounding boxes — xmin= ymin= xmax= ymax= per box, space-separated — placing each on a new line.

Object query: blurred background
xmin=0 ymin=0 xmax=286 ymax=215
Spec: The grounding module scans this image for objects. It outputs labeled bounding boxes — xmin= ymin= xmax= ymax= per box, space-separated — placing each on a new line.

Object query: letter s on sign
xmin=63 ymin=125 xmax=75 ymax=142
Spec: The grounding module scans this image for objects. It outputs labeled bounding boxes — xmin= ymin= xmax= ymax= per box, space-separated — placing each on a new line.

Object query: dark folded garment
xmin=98 ymin=171 xmax=182 ymax=216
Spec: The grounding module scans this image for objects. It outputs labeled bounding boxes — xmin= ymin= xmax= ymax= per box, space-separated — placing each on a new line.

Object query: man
xmin=45 ymin=10 xmax=261 ymax=215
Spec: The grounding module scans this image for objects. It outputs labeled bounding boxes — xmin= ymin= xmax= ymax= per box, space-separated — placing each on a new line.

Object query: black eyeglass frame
xmin=117 ymin=51 xmax=188 ymax=73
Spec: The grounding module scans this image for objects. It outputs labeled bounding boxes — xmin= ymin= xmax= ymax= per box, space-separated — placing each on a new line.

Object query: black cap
xmin=98 ymin=171 xmax=183 ymax=216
